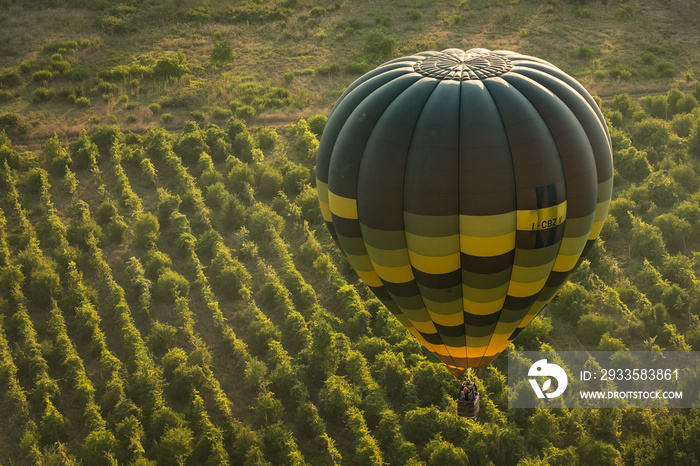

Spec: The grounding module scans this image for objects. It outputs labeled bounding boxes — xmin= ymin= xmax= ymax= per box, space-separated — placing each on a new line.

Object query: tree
xmin=630 ymin=216 xmax=667 ymax=263
xmin=133 ymin=212 xmax=160 ymax=247
xmin=154 ymin=268 xmax=190 ymax=302
xmin=423 ymin=435 xmax=469 ymax=466
xmin=317 ymin=375 xmax=360 ymax=422
xmin=156 ymin=427 xmax=194 ymax=466
xmin=71 ymin=129 xmax=100 ymax=169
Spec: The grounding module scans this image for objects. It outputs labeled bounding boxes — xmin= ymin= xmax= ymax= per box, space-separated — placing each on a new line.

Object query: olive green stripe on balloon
xmin=404 ymin=212 xmax=459 ymax=237
xmin=335 ymin=233 xmax=368 ymax=256
xmin=562 ymin=214 xmax=596 ymax=239
xmin=597 ymin=177 xmax=613 ymax=204
xmin=400 ymin=305 xmax=434 ymax=326
xmin=461 ymin=279 xmax=510 ymax=302
xmin=441 ymin=335 xmax=466 ymax=348
xmin=390 ymin=293 xmax=425 ymax=312
xmin=512 ymin=242 xmax=560 ymax=267
xmin=509 ymin=260 xmax=556 ymax=287
xmin=358 ymin=226 xmax=407 ymax=250
xmin=459 ymin=212 xmax=516 ymax=237
xmin=498 ymin=307 xmax=531 ymax=325
xmin=464 ymin=334 xmax=493 ymax=348
xmin=363 ymin=243 xmax=410 ymax=268
xmin=462 ymin=268 xmax=512 ymax=291
xmin=465 ymin=322 xmax=499 ymax=338
xmin=405 ymin=231 xmax=460 ymax=257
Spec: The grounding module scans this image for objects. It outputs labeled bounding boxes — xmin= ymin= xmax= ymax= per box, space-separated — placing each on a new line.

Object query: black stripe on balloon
xmin=418 ymin=331 xmax=445 ymax=345
xmin=434 ymin=322 xmax=467 ymax=337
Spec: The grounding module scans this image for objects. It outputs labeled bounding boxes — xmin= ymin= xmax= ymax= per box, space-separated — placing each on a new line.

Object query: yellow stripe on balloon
xmin=460 ymin=232 xmax=516 ymax=257
xmin=328 ymin=190 xmax=358 ymax=219
xmin=407 ymin=250 xmax=460 ymax=275
xmin=516 ymin=200 xmax=567 ymax=231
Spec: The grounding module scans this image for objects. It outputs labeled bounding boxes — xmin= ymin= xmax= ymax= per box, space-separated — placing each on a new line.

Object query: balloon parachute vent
xmin=413 ymin=49 xmax=513 ymax=81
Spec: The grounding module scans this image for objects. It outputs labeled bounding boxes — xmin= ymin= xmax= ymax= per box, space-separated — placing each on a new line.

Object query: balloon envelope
xmin=316 ymin=48 xmax=613 ymax=378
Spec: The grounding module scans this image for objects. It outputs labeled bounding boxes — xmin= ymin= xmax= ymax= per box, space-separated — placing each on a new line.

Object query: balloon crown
xmin=413 ymin=48 xmax=513 ymax=81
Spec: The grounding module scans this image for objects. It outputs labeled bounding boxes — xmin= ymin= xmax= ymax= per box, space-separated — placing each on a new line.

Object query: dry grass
xmin=0 ymin=0 xmax=698 ymax=151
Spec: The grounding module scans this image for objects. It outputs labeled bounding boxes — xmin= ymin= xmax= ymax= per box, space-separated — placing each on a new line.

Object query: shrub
xmin=211 ymin=106 xmax=232 ymax=120
xmin=148 ymin=321 xmax=179 ymax=355
xmin=190 ymin=110 xmax=206 ymax=121
xmin=211 ymin=41 xmax=235 ymax=65
xmin=577 ymin=46 xmax=594 ymax=59
xmin=0 ymin=68 xmax=21 ymax=88
xmin=133 ymin=212 xmax=160 ymax=247
xmin=307 ymin=114 xmax=327 ymax=136
xmin=344 ymin=60 xmax=371 ymax=75
xmin=657 ymin=62 xmax=675 ymax=78
xmin=363 ymin=29 xmax=396 ymax=60
xmin=90 ymin=124 xmax=122 ymax=154
xmin=0 ymin=112 xmax=32 ymax=135
xmin=155 ymin=268 xmax=190 ymax=302
xmin=153 ymin=53 xmax=189 ymax=78
xmin=145 ymin=250 xmax=173 ymax=278
xmin=283 ymin=71 xmax=294 ymax=84
xmin=71 ymin=129 xmax=100 ymax=169
xmin=149 ymin=103 xmax=161 ymax=114
xmin=32 ymin=69 xmax=53 ymax=83
xmin=161 ymin=113 xmax=173 ymax=123
xmin=32 ymin=87 xmax=56 ymax=103
xmin=175 ymin=130 xmax=207 ymax=165
xmin=75 ymin=96 xmax=91 ymax=107
xmin=256 ymin=127 xmax=277 ymax=150
xmin=248 ymin=203 xmax=284 ymax=240
xmin=108 ymin=216 xmax=129 ymax=242
xmin=96 ymin=200 xmax=117 ymax=224
xmin=235 ymin=105 xmax=256 ymax=119
xmin=310 ymin=6 xmax=326 ymax=17
xmin=69 ymin=66 xmax=89 ymax=81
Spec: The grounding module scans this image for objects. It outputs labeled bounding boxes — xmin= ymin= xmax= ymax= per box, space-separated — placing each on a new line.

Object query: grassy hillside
xmin=1 ymin=0 xmax=700 ymax=464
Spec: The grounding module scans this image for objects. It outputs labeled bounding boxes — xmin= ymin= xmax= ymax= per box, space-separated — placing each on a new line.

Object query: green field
xmin=1 ymin=0 xmax=700 ymax=464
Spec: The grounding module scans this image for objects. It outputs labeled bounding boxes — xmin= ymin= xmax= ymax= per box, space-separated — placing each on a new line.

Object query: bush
xmin=32 ymin=69 xmax=53 ymax=83
xmin=211 ymin=41 xmax=235 ymax=65
xmin=175 ymin=130 xmax=207 ymax=164
xmin=69 ymin=66 xmax=89 ymax=81
xmin=71 ymin=129 xmax=100 ymax=169
xmin=32 ymin=87 xmax=55 ymax=103
xmin=307 ymin=114 xmax=327 ymax=137
xmin=248 ymin=203 xmax=285 ymax=240
xmin=155 ymin=268 xmax=190 ymax=302
xmin=0 ymin=68 xmax=21 ymax=88
xmin=145 ymin=250 xmax=173 ymax=279
xmin=657 ymin=62 xmax=676 ymax=78
xmin=133 ymin=212 xmax=160 ymax=247
xmin=74 ymin=96 xmax=91 ymax=107
xmin=577 ymin=46 xmax=594 ymax=59
xmin=256 ymin=127 xmax=277 ymax=150
xmin=153 ymin=53 xmax=189 ymax=78
xmin=148 ymin=321 xmax=179 ymax=355
xmin=363 ymin=29 xmax=396 ymax=60
xmin=0 ymin=112 xmax=32 ymax=135
xmin=190 ymin=110 xmax=206 ymax=121
xmin=211 ymin=106 xmax=232 ymax=120
xmin=90 ymin=124 xmax=122 ymax=154
xmin=235 ymin=105 xmax=256 ymax=119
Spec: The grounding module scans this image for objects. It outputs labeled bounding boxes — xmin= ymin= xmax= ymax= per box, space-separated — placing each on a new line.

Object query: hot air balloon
xmin=316 ymin=48 xmax=613 ymax=380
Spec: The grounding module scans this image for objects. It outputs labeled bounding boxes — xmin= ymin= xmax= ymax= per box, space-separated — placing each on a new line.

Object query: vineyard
xmin=1 ymin=0 xmax=700 ymax=464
